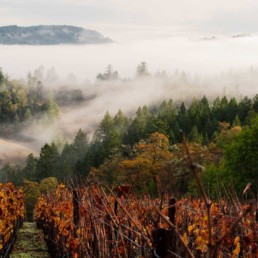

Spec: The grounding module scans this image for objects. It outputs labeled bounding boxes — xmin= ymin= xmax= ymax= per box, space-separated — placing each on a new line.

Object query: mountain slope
xmin=0 ymin=138 xmax=38 ymax=168
xmin=0 ymin=25 xmax=112 ymax=45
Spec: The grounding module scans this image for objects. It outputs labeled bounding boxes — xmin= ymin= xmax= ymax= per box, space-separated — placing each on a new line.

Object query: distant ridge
xmin=0 ymin=25 xmax=112 ymax=45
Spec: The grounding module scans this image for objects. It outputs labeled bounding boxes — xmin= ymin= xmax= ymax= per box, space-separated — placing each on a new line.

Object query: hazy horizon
xmin=1 ymin=33 xmax=258 ymax=83
xmin=1 ymin=32 xmax=258 ymax=152
xmin=1 ymin=0 xmax=258 ymax=163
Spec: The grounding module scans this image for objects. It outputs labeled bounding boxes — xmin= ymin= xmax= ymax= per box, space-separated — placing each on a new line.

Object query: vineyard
xmin=1 ymin=138 xmax=258 ymax=258
xmin=33 ymin=181 xmax=258 ymax=258
xmin=0 ymin=179 xmax=257 ymax=257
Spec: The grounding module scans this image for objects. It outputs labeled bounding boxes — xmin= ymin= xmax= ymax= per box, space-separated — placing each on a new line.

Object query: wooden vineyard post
xmin=152 ymin=228 xmax=170 ymax=257
xmin=152 ymin=198 xmax=177 ymax=258
xmin=114 ymin=197 xmax=119 ymax=240
xmin=168 ymin=197 xmax=176 ymax=224
xmin=73 ymin=189 xmax=80 ymax=238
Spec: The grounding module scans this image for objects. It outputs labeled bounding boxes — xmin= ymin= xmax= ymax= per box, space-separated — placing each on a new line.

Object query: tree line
xmin=2 ymin=94 xmax=258 ymax=197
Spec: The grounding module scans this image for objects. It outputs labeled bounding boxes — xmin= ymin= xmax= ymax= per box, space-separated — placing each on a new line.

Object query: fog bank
xmin=1 ymin=34 xmax=258 ymax=152
xmin=1 ymin=34 xmax=258 ymax=82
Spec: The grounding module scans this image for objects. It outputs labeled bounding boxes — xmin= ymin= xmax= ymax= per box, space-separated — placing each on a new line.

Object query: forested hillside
xmin=1 ymin=86 xmax=258 ymax=197
xmin=0 ymin=25 xmax=112 ymax=45
xmin=0 ymin=69 xmax=59 ymax=137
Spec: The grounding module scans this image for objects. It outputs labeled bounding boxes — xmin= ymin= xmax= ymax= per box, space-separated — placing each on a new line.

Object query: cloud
xmin=1 ymin=0 xmax=258 ymax=34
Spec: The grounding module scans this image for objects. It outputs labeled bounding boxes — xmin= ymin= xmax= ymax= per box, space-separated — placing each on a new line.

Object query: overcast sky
xmin=0 ymin=0 xmax=258 ymax=38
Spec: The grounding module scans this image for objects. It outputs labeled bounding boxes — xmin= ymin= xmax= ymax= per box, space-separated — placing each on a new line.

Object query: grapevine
xmin=0 ymin=183 xmax=25 ymax=257
xmin=34 ymin=182 xmax=258 ymax=257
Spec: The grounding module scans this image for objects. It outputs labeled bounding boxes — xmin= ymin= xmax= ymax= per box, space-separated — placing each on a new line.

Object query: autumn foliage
xmin=176 ymin=198 xmax=258 ymax=257
xmin=0 ymin=183 xmax=25 ymax=256
xmin=34 ymin=182 xmax=258 ymax=258
xmin=35 ymin=183 xmax=155 ymax=257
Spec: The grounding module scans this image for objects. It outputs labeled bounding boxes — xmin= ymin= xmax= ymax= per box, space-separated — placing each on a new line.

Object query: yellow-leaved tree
xmin=119 ymin=132 xmax=174 ymax=194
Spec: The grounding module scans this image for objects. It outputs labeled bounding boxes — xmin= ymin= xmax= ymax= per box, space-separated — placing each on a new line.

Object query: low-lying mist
xmin=1 ymin=34 xmax=258 ymax=158
xmin=1 ymin=34 xmax=258 ymax=82
xmin=19 ymin=68 xmax=258 ymax=151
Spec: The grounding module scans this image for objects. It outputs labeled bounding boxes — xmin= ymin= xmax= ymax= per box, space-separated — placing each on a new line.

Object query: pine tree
xmin=36 ymin=143 xmax=60 ymax=180
xmin=190 ymin=126 xmax=203 ymax=144
xmin=23 ymin=154 xmax=37 ymax=181
xmin=72 ymin=129 xmax=89 ymax=161
xmin=232 ymin=115 xmax=241 ymax=126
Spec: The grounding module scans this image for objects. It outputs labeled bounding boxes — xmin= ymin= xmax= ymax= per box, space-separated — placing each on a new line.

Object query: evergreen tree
xmin=219 ymin=96 xmax=229 ymax=121
xmin=232 ymin=114 xmax=241 ymax=126
xmin=190 ymin=126 xmax=203 ymax=144
xmin=136 ymin=62 xmax=149 ymax=77
xmin=157 ymin=100 xmax=177 ymax=135
xmin=59 ymin=143 xmax=74 ymax=179
xmin=238 ymin=96 xmax=252 ymax=124
xmin=178 ymin=102 xmax=191 ymax=134
xmin=92 ymin=111 xmax=119 ymax=164
xmin=127 ymin=106 xmax=152 ymax=144
xmin=36 ymin=143 xmax=60 ymax=180
xmin=23 ymin=153 xmax=37 ymax=181
xmin=226 ymin=97 xmax=238 ymax=124
xmin=96 ymin=65 xmax=119 ymax=80
xmin=212 ymin=97 xmax=221 ymax=121
xmin=114 ymin=110 xmax=129 ymax=140
xmin=72 ymin=129 xmax=89 ymax=161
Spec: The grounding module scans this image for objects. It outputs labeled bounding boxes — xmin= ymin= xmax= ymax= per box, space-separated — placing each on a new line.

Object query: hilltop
xmin=0 ymin=25 xmax=112 ymax=45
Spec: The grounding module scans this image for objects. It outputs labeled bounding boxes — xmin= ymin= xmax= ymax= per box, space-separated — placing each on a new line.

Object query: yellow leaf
xmin=182 ymin=233 xmax=188 ymax=245
xmin=188 ymin=225 xmax=194 ymax=233
xmin=234 ymin=236 xmax=240 ymax=246
xmin=232 ymin=242 xmax=240 ymax=256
